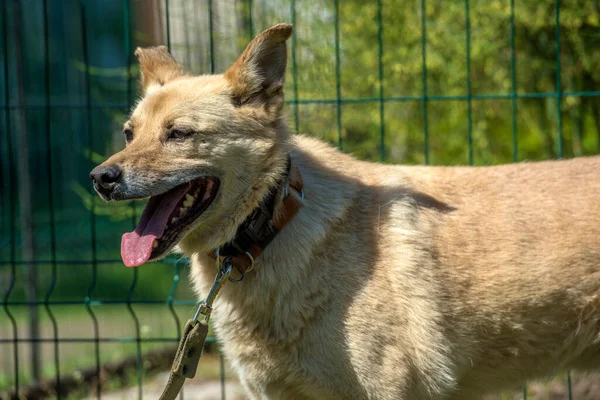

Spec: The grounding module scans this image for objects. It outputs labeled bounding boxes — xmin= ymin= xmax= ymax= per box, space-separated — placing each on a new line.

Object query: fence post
xmin=11 ymin=0 xmax=40 ymax=381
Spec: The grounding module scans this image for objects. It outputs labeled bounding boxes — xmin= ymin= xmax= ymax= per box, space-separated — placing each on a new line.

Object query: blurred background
xmin=0 ymin=0 xmax=599 ymax=399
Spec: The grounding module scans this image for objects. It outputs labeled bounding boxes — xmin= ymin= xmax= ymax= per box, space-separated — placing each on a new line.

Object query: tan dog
xmin=90 ymin=23 xmax=600 ymax=399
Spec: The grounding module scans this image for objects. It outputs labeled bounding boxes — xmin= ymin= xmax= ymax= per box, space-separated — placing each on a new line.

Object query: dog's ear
xmin=134 ymin=46 xmax=187 ymax=95
xmin=224 ymin=23 xmax=292 ymax=111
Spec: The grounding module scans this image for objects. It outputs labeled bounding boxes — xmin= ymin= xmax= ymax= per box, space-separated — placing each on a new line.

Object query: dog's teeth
xmin=179 ymin=208 xmax=187 ymax=216
xmin=183 ymin=194 xmax=194 ymax=208
xmin=152 ymin=241 xmax=158 ymax=249
xmin=171 ymin=217 xmax=179 ymax=224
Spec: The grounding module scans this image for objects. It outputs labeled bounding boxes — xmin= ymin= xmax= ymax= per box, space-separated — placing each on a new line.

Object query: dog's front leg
xmin=240 ymin=376 xmax=321 ymax=400
xmin=238 ymin=376 xmax=266 ymax=400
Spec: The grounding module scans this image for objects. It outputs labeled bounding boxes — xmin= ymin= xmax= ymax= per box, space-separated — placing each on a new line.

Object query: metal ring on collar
xmin=228 ymin=271 xmax=245 ymax=284
xmin=244 ymin=251 xmax=255 ymax=272
xmin=227 ymin=252 xmax=255 ymax=284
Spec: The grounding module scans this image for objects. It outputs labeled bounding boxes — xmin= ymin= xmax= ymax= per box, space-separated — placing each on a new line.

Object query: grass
xmin=0 ymin=303 xmax=221 ymax=396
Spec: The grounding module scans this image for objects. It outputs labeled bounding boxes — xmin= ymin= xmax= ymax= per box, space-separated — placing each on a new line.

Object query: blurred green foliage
xmin=283 ymin=0 xmax=600 ymax=164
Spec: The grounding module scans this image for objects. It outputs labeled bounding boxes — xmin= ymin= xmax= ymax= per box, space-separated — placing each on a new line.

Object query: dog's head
xmin=90 ymin=24 xmax=293 ymax=267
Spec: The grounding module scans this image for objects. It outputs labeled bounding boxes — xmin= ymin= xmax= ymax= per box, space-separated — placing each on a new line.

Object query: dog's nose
xmin=90 ymin=164 xmax=122 ymax=196
xmin=90 ymin=164 xmax=122 ymax=185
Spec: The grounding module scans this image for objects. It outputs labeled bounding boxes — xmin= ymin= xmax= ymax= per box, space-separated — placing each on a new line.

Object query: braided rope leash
xmin=158 ymin=257 xmax=233 ymax=400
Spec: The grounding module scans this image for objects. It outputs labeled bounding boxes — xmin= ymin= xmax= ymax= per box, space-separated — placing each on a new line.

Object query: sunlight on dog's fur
xmin=91 ymin=23 xmax=600 ymax=399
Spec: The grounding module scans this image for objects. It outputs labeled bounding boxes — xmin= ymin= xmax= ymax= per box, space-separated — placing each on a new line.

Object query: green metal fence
xmin=1 ymin=0 xmax=599 ymax=399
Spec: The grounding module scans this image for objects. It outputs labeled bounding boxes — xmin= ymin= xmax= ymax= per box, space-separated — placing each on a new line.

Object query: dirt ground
xmin=98 ymin=373 xmax=246 ymax=400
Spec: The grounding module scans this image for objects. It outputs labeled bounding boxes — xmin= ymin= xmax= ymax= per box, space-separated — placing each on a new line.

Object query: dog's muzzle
xmin=90 ymin=164 xmax=122 ymax=199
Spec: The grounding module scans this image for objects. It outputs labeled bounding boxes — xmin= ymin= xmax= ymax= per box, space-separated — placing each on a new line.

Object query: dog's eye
xmin=168 ymin=129 xmax=191 ymax=141
xmin=123 ymin=128 xmax=133 ymax=144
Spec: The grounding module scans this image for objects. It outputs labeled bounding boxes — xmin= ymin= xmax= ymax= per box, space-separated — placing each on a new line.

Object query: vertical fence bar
xmin=165 ymin=0 xmax=171 ymax=51
xmin=220 ymin=352 xmax=226 ymax=400
xmin=420 ymin=0 xmax=428 ymax=164
xmin=290 ymin=0 xmax=299 ymax=133
xmin=192 ymin=0 xmax=200 ymax=75
xmin=1 ymin=0 xmax=19 ymax=393
xmin=166 ymin=260 xmax=183 ymax=399
xmin=42 ymin=0 xmax=63 ymax=396
xmin=208 ymin=0 xmax=215 ymax=74
xmin=510 ymin=0 xmax=518 ymax=163
xmin=376 ymin=0 xmax=385 ymax=161
xmin=465 ymin=0 xmax=473 ymax=165
xmin=13 ymin=0 xmax=41 ymax=381
xmin=555 ymin=0 xmax=563 ymax=159
xmin=125 ymin=0 xmax=137 ymax=256
xmin=126 ymin=269 xmax=143 ymax=399
xmin=80 ymin=1 xmax=102 ymax=397
xmin=334 ymin=0 xmax=342 ymax=149
xmin=182 ymin=0 xmax=191 ymax=67
xmin=8 ymin=2 xmax=37 ymax=388
xmin=246 ymin=0 xmax=253 ymax=38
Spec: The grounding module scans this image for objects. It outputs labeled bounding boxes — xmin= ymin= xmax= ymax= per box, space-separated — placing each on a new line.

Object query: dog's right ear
xmin=134 ymin=46 xmax=187 ymax=95
xmin=224 ymin=23 xmax=293 ymax=111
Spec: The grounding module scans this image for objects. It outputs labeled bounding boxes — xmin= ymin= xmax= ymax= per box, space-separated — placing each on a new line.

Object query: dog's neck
xmin=192 ymin=139 xmax=363 ymax=346
xmin=210 ymin=154 xmax=304 ymax=273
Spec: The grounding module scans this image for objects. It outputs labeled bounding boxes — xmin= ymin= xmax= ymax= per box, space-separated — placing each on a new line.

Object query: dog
xmin=90 ymin=23 xmax=600 ymax=399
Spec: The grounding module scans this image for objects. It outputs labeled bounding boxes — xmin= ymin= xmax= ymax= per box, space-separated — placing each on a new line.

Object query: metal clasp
xmin=284 ymin=182 xmax=304 ymax=200
xmin=192 ymin=249 xmax=233 ymax=323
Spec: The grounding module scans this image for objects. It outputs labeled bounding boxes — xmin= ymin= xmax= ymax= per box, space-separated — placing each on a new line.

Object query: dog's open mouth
xmin=120 ymin=177 xmax=219 ymax=267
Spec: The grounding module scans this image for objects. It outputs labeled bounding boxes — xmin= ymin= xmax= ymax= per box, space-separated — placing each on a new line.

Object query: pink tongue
xmin=121 ymin=185 xmax=189 ymax=267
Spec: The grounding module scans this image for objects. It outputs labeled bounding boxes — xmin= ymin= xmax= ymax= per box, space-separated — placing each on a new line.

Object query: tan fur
xmin=94 ymin=24 xmax=600 ymax=399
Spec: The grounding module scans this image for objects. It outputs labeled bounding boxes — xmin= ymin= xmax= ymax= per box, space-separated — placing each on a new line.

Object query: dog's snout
xmin=90 ymin=164 xmax=122 ymax=197
xmin=90 ymin=164 xmax=122 ymax=185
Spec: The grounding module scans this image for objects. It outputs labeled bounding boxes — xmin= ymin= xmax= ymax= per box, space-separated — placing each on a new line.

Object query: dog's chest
xmin=196 ymin=262 xmax=337 ymax=391
xmin=209 ymin=296 xmax=317 ymax=395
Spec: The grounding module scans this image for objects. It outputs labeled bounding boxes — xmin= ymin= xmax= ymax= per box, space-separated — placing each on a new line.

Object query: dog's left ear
xmin=224 ymin=23 xmax=292 ymax=110
xmin=134 ymin=46 xmax=187 ymax=95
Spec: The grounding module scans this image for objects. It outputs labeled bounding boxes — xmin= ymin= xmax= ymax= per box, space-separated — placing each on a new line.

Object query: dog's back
xmin=416 ymin=157 xmax=600 ymax=395
xmin=323 ymin=145 xmax=600 ymax=398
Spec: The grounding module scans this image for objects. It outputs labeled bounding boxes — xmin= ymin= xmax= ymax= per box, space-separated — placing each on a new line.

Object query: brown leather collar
xmin=209 ymin=156 xmax=303 ymax=274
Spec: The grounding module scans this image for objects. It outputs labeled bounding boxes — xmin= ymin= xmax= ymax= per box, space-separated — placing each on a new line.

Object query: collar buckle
xmin=209 ymin=155 xmax=304 ymax=275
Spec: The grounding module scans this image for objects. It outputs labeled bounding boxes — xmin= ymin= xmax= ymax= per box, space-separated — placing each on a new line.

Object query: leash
xmin=158 ymin=256 xmax=233 ymax=400
xmin=158 ymin=157 xmax=304 ymax=400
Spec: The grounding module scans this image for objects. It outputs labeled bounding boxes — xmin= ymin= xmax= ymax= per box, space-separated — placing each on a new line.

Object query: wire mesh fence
xmin=1 ymin=0 xmax=599 ymax=399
